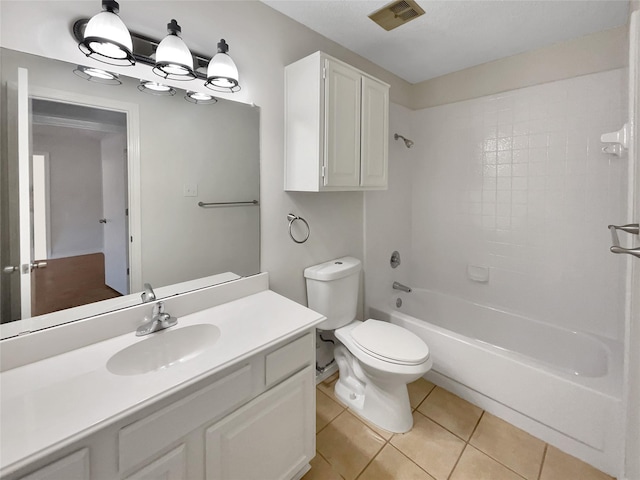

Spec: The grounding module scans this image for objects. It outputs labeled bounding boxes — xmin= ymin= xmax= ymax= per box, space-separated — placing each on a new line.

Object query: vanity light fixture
xmin=205 ymin=39 xmax=241 ymax=93
xmin=185 ymin=91 xmax=218 ymax=105
xmin=73 ymin=65 xmax=122 ymax=85
xmin=153 ymin=19 xmax=196 ymax=81
xmin=137 ymin=80 xmax=176 ymax=96
xmin=73 ymin=6 xmax=241 ymax=92
xmin=77 ymin=0 xmax=134 ymax=66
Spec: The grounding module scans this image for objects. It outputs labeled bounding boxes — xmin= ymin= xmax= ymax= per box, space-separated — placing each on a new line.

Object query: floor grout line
xmin=468 ymin=409 xmax=485 ymax=441
xmin=388 ymin=443 xmax=436 ymax=479
xmin=537 ymin=444 xmax=549 ymax=480
xmin=445 ymin=442 xmax=468 ymax=480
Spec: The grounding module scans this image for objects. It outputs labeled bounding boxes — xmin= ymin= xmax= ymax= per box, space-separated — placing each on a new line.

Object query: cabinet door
xmin=360 ymin=76 xmax=389 ymax=188
xmin=324 ymin=59 xmax=361 ymax=187
xmin=124 ymin=445 xmax=186 ymax=480
xmin=205 ymin=367 xmax=315 ymax=480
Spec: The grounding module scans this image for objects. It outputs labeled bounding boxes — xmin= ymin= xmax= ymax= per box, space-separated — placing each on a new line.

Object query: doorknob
xmin=3 ymin=266 xmax=18 ymax=274
xmin=99 ymin=218 xmax=107 ymax=224
xmin=30 ymin=261 xmax=47 ymax=270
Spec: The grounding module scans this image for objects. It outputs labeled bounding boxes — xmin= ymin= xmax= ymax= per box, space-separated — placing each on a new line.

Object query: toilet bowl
xmin=304 ymin=257 xmax=432 ymax=433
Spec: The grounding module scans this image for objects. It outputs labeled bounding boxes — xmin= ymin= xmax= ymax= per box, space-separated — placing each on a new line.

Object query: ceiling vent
xmin=368 ymin=0 xmax=425 ymax=31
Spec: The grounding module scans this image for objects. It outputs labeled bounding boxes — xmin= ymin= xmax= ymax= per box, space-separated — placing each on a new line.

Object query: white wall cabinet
xmin=14 ymin=333 xmax=315 ymax=480
xmin=285 ymin=52 xmax=389 ymax=191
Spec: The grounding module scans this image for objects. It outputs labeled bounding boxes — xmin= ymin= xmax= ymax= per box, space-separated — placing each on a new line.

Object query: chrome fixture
xmin=608 ymin=223 xmax=640 ymax=258
xmin=205 ymin=39 xmax=241 ymax=93
xmin=77 ymin=0 xmax=134 ymax=66
xmin=153 ymin=19 xmax=196 ymax=81
xmin=198 ymin=200 xmax=259 ymax=207
xmin=392 ymin=281 xmax=412 ymax=293
xmin=137 ymin=80 xmax=176 ymax=96
xmin=73 ymin=65 xmax=122 ymax=85
xmin=141 ymin=283 xmax=156 ymax=303
xmin=185 ymin=91 xmax=218 ymax=105
xmin=136 ymin=301 xmax=178 ymax=336
xmin=394 ymin=133 xmax=414 ymax=148
xmin=73 ymin=3 xmax=241 ymax=92
xmin=287 ymin=213 xmax=310 ymax=244
xmin=390 ymin=250 xmax=401 ymax=268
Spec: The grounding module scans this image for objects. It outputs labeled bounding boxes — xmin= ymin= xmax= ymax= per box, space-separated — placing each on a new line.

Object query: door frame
xmin=624 ymin=9 xmax=640 ymax=480
xmin=27 ymin=84 xmax=142 ymax=294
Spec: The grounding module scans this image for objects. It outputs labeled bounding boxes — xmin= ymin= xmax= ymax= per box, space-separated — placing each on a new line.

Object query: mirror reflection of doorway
xmin=30 ymin=99 xmax=128 ymax=316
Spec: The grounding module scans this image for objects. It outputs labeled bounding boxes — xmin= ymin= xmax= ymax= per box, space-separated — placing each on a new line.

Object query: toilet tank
xmin=304 ymin=256 xmax=361 ymax=330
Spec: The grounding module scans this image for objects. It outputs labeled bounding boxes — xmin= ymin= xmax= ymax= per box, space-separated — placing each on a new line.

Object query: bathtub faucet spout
xmin=392 ymin=281 xmax=412 ymax=293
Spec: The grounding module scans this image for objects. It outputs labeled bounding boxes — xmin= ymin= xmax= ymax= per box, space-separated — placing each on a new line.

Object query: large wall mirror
xmin=0 ymin=47 xmax=260 ymax=339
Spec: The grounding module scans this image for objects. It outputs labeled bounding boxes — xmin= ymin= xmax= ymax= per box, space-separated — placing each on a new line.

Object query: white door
xmin=324 ymin=59 xmax=361 ymax=187
xmin=4 ymin=68 xmax=34 ymax=319
xmin=101 ymin=134 xmax=129 ymax=295
xmin=360 ymin=76 xmax=389 ymax=188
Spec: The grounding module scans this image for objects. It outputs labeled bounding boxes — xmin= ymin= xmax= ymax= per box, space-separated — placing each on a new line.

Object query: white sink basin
xmin=107 ymin=324 xmax=221 ymax=376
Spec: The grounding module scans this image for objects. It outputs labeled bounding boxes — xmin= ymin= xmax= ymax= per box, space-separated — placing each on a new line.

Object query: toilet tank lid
xmin=304 ymin=256 xmax=361 ymax=281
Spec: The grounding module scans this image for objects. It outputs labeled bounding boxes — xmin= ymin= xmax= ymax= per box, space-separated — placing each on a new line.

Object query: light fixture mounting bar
xmin=72 ymin=18 xmax=212 ymax=80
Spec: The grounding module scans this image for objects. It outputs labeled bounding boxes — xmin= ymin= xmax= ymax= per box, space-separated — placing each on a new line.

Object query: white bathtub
xmin=373 ymin=288 xmax=623 ymax=476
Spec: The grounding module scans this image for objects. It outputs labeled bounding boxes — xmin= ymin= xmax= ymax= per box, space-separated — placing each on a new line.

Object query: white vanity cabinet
xmin=284 ymin=51 xmax=389 ymax=191
xmin=11 ymin=332 xmax=316 ymax=480
xmin=205 ymin=368 xmax=315 ymax=480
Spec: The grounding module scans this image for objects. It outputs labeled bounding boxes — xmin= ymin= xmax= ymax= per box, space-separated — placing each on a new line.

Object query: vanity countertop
xmin=0 ymin=289 xmax=324 ymax=475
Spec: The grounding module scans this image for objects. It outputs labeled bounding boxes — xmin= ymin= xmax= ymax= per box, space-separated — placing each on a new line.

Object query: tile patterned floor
xmin=304 ymin=374 xmax=615 ymax=480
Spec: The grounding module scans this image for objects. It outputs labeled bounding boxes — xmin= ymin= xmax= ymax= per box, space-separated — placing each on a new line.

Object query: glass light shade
xmin=137 ymin=80 xmax=176 ymax=96
xmin=73 ymin=65 xmax=122 ymax=85
xmin=185 ymin=91 xmax=217 ymax=105
xmin=153 ymin=21 xmax=195 ymax=80
xmin=79 ymin=3 xmax=134 ymax=66
xmin=205 ymin=40 xmax=240 ymax=93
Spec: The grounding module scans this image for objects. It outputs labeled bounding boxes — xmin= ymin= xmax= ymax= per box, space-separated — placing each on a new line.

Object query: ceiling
xmin=262 ymin=0 xmax=630 ymax=84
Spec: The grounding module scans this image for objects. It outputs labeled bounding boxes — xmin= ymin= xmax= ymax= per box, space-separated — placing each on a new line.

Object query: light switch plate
xmin=183 ymin=184 xmax=198 ymax=197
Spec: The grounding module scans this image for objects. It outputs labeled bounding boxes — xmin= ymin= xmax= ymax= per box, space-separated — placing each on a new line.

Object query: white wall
xmin=32 ymin=127 xmax=104 ymax=258
xmin=410 ymin=69 xmax=627 ymax=341
xmin=364 ymin=103 xmax=415 ymax=316
xmin=411 ymin=25 xmax=628 ymax=109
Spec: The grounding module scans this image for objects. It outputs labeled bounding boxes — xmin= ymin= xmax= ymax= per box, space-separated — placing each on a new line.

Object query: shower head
xmin=394 ymin=133 xmax=414 ymax=148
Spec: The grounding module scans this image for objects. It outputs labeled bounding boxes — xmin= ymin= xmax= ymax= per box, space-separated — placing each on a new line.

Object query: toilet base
xmin=334 ymin=345 xmax=414 ymax=433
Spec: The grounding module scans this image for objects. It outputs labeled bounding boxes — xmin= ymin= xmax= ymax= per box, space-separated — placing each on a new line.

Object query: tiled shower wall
xmin=410 ymin=69 xmax=628 ymax=341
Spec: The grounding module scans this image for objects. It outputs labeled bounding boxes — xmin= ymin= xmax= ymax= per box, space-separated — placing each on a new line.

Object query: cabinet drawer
xmin=119 ymin=364 xmax=253 ymax=474
xmin=20 ymin=449 xmax=89 ymax=480
xmin=123 ymin=445 xmax=186 ymax=480
xmin=265 ymin=333 xmax=313 ymax=387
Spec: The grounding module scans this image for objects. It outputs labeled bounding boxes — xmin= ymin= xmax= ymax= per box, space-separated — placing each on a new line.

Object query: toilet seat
xmin=350 ymin=319 xmax=430 ymax=366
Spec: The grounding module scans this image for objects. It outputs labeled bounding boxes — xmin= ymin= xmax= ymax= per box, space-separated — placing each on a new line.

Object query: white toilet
xmin=305 ymin=256 xmax=432 ymax=433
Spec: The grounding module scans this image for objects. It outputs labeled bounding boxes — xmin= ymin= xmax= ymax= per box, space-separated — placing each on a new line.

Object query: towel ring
xmin=287 ymin=213 xmax=310 ymax=244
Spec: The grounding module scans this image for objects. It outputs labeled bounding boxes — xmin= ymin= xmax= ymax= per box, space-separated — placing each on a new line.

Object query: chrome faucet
xmin=141 ymin=283 xmax=156 ymax=303
xmin=136 ymin=301 xmax=178 ymax=336
xmin=392 ymin=281 xmax=412 ymax=293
